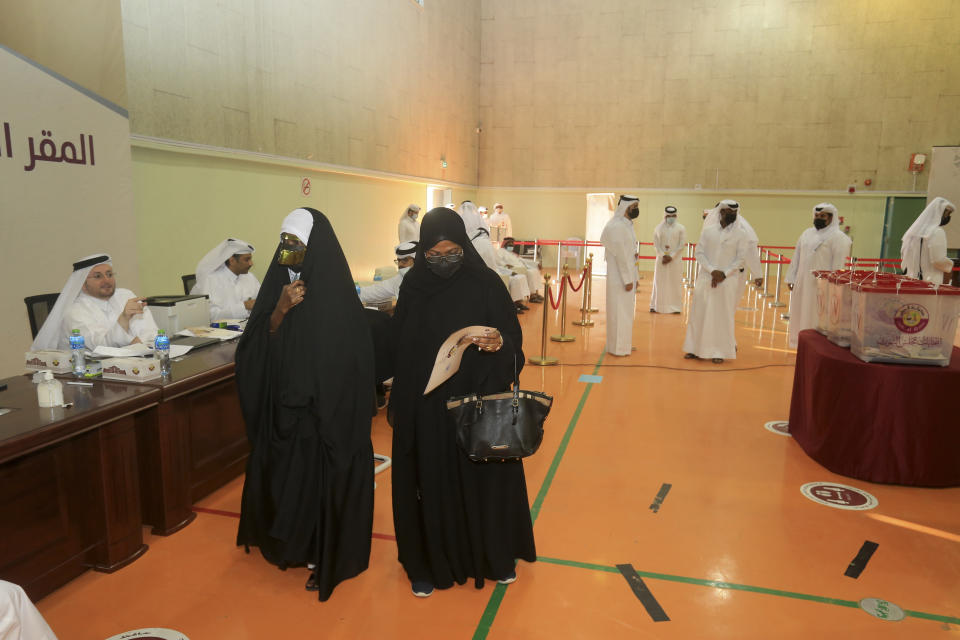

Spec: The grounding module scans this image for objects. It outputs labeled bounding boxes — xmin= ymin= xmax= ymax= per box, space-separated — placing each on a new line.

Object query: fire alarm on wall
xmin=864 ymin=178 xmax=872 ymax=186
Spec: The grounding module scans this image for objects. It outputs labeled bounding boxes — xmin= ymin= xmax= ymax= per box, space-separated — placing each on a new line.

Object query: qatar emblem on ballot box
xmin=801 ymin=482 xmax=878 ymax=511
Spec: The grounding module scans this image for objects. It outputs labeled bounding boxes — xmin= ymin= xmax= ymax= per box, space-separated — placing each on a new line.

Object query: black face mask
xmin=427 ymin=260 xmax=462 ymax=279
xmin=721 ymin=212 xmax=737 ymax=226
xmin=813 ymin=219 xmax=827 ymax=230
xmin=627 ymin=207 xmax=639 ymax=219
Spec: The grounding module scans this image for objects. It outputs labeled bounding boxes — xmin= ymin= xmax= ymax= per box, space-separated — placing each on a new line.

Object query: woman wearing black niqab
xmin=235 ymin=208 xmax=375 ymax=601
xmin=389 ymin=207 xmax=536 ymax=597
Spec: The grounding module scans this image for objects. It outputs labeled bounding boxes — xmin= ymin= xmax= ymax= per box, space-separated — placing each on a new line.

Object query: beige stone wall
xmin=121 ymin=0 xmax=481 ymax=184
xmin=0 ymin=0 xmax=128 ymax=109
xmin=478 ymin=0 xmax=960 ymax=191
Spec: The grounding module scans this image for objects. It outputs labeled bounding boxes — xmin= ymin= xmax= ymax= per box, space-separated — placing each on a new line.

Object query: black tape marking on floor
xmin=844 ymin=541 xmax=879 ymax=579
xmin=649 ymin=483 xmax=672 ymax=513
xmin=616 ymin=564 xmax=670 ymax=622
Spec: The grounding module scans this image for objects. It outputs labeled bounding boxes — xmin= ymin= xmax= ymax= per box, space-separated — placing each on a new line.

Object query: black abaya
xmin=235 ymin=208 xmax=375 ymax=601
xmin=388 ymin=208 xmax=536 ymax=589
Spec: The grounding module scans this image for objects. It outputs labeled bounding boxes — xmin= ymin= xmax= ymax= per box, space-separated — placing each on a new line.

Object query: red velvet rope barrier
xmin=566 ymin=268 xmax=587 ymax=292
xmin=547 ymin=280 xmax=564 ymax=309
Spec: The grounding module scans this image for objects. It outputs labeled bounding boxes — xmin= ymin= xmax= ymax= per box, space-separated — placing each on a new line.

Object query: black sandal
xmin=711 ymin=358 xmax=724 ymax=364
xmin=684 ymin=353 xmax=698 ymax=359
xmin=305 ymin=572 xmax=319 ymax=591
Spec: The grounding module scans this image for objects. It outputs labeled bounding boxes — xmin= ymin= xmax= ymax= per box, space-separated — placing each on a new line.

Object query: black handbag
xmin=445 ymin=357 xmax=553 ymax=462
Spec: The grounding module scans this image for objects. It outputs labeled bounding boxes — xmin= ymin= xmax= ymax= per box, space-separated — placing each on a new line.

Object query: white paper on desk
xmin=92 ymin=343 xmax=152 ymax=358
xmin=423 ymin=325 xmax=495 ymax=395
xmin=169 ymin=344 xmax=192 ymax=358
xmin=182 ymin=326 xmax=243 ymax=341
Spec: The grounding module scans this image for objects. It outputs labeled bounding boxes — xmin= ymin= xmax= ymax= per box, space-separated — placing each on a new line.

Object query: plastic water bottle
xmin=154 ymin=329 xmax=171 ymax=377
xmin=69 ymin=329 xmax=85 ymax=378
xmin=356 ymin=283 xmax=362 ymax=296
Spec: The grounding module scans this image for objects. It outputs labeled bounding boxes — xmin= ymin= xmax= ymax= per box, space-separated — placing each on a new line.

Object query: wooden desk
xmin=136 ymin=340 xmax=248 ymax=535
xmin=0 ymin=375 xmax=159 ymax=600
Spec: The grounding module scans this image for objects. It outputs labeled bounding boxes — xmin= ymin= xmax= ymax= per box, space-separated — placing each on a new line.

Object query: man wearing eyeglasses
xmin=358 ymin=242 xmax=418 ymax=307
xmin=59 ymin=255 xmax=158 ymax=349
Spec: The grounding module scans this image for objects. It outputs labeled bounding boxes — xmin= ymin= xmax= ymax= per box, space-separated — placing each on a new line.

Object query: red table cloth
xmin=788 ymin=330 xmax=960 ymax=487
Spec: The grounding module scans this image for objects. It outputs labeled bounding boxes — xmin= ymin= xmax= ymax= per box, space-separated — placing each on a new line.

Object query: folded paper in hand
xmin=424 ymin=325 xmax=494 ymax=395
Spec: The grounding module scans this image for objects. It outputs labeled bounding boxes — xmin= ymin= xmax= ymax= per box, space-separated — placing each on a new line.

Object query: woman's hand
xmin=469 ymin=328 xmax=503 ymax=352
xmin=270 ymin=280 xmax=306 ymax=332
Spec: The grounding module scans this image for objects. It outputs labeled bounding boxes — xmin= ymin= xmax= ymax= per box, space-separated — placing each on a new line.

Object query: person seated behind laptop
xmin=30 ymin=254 xmax=158 ymax=351
xmin=191 ymin=238 xmax=260 ymax=321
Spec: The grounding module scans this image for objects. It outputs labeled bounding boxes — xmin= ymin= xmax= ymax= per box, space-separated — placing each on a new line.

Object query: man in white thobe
xmin=900 ymin=197 xmax=955 ymax=284
xmin=459 ymin=201 xmax=530 ymax=311
xmin=31 ymin=254 xmax=158 ymax=351
xmin=601 ymin=195 xmax=640 ymax=356
xmin=0 ymin=581 xmax=58 ymax=640
xmin=487 ymin=203 xmax=513 ymax=245
xmin=785 ymin=203 xmax=852 ymax=348
xmin=191 ymin=238 xmax=260 ymax=322
xmin=683 ymin=201 xmax=762 ymax=363
xmin=358 ymin=241 xmax=417 ymax=306
xmin=499 ymin=238 xmax=545 ymax=303
xmin=650 ymin=206 xmax=687 ymax=314
xmin=397 ymin=204 xmax=421 ymax=244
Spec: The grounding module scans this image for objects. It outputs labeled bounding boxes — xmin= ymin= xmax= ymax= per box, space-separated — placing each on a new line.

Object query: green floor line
xmin=536 ymin=555 xmax=960 ymax=626
xmin=473 ymin=351 xmax=606 ymax=640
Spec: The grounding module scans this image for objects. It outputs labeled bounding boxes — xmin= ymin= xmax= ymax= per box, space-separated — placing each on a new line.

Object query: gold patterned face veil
xmin=277 ymin=232 xmax=307 ymax=266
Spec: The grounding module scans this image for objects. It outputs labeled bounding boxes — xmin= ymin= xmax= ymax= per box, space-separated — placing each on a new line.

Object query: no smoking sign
xmin=301 ymin=177 xmax=311 ymax=196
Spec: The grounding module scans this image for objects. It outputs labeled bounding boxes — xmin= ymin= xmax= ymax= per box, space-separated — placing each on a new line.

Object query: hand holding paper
xmin=423 ymin=325 xmax=499 ymax=395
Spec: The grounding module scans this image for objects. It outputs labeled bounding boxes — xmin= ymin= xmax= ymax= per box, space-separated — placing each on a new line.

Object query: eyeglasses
xmin=424 ymin=252 xmax=464 ymax=265
xmin=87 ymin=271 xmax=115 ymax=281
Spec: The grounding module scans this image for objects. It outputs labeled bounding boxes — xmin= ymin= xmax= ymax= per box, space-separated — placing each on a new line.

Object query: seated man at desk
xmin=31 ymin=254 xmax=158 ymax=351
xmin=357 ymin=241 xmax=417 ymax=307
xmin=191 ymin=238 xmax=260 ymax=321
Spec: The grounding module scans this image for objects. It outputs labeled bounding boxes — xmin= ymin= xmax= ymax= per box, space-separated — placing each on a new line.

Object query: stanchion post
xmin=754 ymin=246 xmax=764 ymax=289
xmin=551 ymin=265 xmax=575 ymax=342
xmin=528 ymin=274 xmax=559 ymax=366
xmin=572 ymin=264 xmax=594 ymax=327
xmin=760 ymin=249 xmax=773 ymax=297
xmin=587 ymin=253 xmax=599 ymax=313
xmin=684 ymin=244 xmax=695 ymax=288
xmin=768 ymin=254 xmax=786 ymax=308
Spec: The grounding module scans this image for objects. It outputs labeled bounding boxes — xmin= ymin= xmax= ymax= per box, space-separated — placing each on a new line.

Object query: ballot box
xmin=146 ymin=295 xmax=210 ymax=336
xmin=851 ymin=278 xmax=960 ymax=366
xmin=825 ymin=270 xmax=877 ymax=347
xmin=812 ymin=270 xmax=832 ymax=335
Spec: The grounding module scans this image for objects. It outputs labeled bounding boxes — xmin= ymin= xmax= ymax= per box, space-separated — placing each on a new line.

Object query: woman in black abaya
xmin=235 ymin=208 xmax=375 ymax=602
xmin=389 ymin=207 xmax=536 ymax=597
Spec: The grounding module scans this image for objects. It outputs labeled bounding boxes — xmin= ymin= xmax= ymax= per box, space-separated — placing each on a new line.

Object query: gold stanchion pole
xmin=551 ymin=266 xmax=576 ymax=342
xmin=586 ymin=253 xmax=599 ymax=313
xmin=571 ymin=263 xmax=594 ymax=327
xmin=528 ymin=274 xmax=559 ymax=366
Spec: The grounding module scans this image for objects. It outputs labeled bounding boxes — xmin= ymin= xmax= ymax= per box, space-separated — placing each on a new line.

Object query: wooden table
xmin=0 ymin=375 xmax=159 ymax=600
xmin=0 ymin=340 xmax=249 ymax=600
xmin=136 ymin=340 xmax=248 ymax=535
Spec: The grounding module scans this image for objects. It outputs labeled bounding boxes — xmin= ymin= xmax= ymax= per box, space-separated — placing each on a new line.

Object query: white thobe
xmin=0 ymin=581 xmax=58 ymax=640
xmin=785 ymin=227 xmax=851 ymax=347
xmin=650 ymin=222 xmax=687 ymax=313
xmin=359 ymin=271 xmax=405 ymax=305
xmin=496 ymin=248 xmax=543 ymax=295
xmin=471 ymin=231 xmax=524 ymax=300
xmin=398 ymin=216 xmax=419 ymax=244
xmin=61 ymin=289 xmax=158 ymax=350
xmin=191 ymin=268 xmax=261 ymax=321
xmin=683 ymin=224 xmax=752 ymax=360
xmin=487 ymin=212 xmax=513 ymax=244
xmin=601 ymin=215 xmax=638 ymax=355
xmin=908 ymin=227 xmax=953 ymax=284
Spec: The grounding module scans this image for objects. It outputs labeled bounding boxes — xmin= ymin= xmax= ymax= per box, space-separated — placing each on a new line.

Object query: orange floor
xmin=37 ymin=274 xmax=960 ymax=639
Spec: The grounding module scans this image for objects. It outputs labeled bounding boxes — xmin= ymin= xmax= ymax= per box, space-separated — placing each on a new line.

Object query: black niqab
xmin=388 ymin=207 xmax=536 ymax=589
xmin=235 ymin=207 xmax=374 ymax=601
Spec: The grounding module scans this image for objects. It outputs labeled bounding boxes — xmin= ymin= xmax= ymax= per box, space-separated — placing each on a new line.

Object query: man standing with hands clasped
xmin=683 ymin=200 xmax=761 ymax=364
